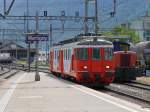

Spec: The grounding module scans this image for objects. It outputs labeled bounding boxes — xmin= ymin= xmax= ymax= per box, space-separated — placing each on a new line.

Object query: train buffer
xmin=0 ymin=72 xmax=149 ymax=112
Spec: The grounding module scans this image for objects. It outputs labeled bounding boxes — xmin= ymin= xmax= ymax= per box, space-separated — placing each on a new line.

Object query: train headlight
xmin=106 ymin=66 xmax=110 ymax=69
xmin=83 ymin=66 xmax=87 ymax=69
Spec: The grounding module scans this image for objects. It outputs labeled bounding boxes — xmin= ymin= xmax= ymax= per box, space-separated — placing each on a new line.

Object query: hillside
xmin=0 ymin=0 xmax=149 ymax=46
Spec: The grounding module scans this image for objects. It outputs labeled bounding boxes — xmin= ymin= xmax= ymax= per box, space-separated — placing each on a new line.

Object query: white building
xmin=121 ymin=15 xmax=150 ymax=41
xmin=38 ymin=51 xmax=49 ymax=63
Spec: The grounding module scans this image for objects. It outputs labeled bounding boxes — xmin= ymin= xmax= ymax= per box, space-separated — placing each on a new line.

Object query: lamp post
xmin=26 ymin=0 xmax=31 ymax=72
xmin=35 ymin=11 xmax=40 ymax=81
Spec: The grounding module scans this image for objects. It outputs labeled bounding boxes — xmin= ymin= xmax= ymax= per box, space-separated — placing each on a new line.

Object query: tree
xmin=103 ymin=26 xmax=140 ymax=43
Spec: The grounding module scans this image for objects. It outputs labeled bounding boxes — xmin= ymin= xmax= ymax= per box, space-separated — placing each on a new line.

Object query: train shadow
xmin=45 ymin=73 xmax=78 ymax=85
xmin=45 ymin=73 xmax=106 ymax=90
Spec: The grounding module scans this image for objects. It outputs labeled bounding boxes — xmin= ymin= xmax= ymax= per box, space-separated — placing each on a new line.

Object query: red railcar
xmin=50 ymin=38 xmax=115 ymax=85
xmin=113 ymin=51 xmax=142 ymax=81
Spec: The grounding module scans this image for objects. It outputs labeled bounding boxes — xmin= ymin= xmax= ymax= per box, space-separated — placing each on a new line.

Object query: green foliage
xmin=103 ymin=26 xmax=140 ymax=43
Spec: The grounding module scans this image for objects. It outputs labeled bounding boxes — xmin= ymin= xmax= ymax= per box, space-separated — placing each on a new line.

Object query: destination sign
xmin=27 ymin=33 xmax=49 ymax=42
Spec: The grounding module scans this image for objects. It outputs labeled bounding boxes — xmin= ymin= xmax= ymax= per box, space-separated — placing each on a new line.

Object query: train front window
xmin=92 ymin=48 xmax=100 ymax=60
xmin=104 ymin=48 xmax=113 ymax=60
xmin=75 ymin=48 xmax=88 ymax=60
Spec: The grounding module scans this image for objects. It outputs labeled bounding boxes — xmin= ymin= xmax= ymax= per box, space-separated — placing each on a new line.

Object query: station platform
xmin=0 ymin=72 xmax=149 ymax=112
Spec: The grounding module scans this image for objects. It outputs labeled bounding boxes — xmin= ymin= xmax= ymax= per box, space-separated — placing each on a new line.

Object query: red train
xmin=113 ymin=51 xmax=140 ymax=81
xmin=49 ymin=36 xmax=115 ymax=85
xmin=113 ymin=41 xmax=144 ymax=82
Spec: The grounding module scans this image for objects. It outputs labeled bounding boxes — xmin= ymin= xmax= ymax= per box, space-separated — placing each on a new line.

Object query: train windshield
xmin=92 ymin=48 xmax=100 ymax=60
xmin=104 ymin=48 xmax=113 ymax=60
xmin=75 ymin=48 xmax=88 ymax=60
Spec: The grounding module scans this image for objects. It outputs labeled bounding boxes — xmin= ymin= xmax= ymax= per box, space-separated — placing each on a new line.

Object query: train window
xmin=56 ymin=50 xmax=57 ymax=60
xmin=57 ymin=51 xmax=59 ymax=60
xmin=57 ymin=50 xmax=58 ymax=59
xmin=66 ymin=49 xmax=68 ymax=60
xmin=104 ymin=48 xmax=113 ymax=60
xmin=57 ymin=51 xmax=58 ymax=59
xmin=55 ymin=51 xmax=56 ymax=60
xmin=63 ymin=50 xmax=65 ymax=60
xmin=65 ymin=49 xmax=67 ymax=60
xmin=75 ymin=48 xmax=88 ymax=60
xmin=64 ymin=50 xmax=66 ymax=60
xmin=55 ymin=51 xmax=57 ymax=60
xmin=92 ymin=48 xmax=100 ymax=60
xmin=67 ymin=49 xmax=69 ymax=60
xmin=69 ymin=49 xmax=71 ymax=60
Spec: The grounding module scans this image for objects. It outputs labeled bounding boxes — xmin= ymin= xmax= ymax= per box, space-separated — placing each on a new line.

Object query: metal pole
xmin=35 ymin=11 xmax=40 ymax=81
xmin=84 ymin=0 xmax=88 ymax=34
xmin=2 ymin=29 xmax=4 ymax=46
xmin=26 ymin=0 xmax=31 ymax=72
xmin=4 ymin=0 xmax=6 ymax=15
xmin=48 ymin=24 xmax=52 ymax=64
xmin=50 ymin=24 xmax=52 ymax=47
xmin=16 ymin=38 xmax=17 ymax=59
xmin=94 ymin=0 xmax=98 ymax=34
xmin=28 ymin=42 xmax=31 ymax=71
xmin=46 ymin=40 xmax=48 ymax=65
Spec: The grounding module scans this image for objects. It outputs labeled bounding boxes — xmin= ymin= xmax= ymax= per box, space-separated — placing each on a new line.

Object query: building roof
xmin=0 ymin=42 xmax=36 ymax=51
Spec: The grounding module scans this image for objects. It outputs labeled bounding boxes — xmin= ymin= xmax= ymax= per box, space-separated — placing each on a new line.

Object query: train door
xmin=71 ymin=48 xmax=77 ymax=73
xmin=58 ymin=50 xmax=63 ymax=73
xmin=49 ymin=50 xmax=53 ymax=71
xmin=53 ymin=49 xmax=59 ymax=72
xmin=63 ymin=49 xmax=71 ymax=74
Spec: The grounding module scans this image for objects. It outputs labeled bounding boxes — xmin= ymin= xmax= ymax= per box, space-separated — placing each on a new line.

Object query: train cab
xmin=72 ymin=45 xmax=115 ymax=84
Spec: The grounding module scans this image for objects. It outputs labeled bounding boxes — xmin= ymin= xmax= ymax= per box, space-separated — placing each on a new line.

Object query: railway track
xmin=130 ymin=80 xmax=150 ymax=86
xmin=1 ymin=64 xmax=50 ymax=73
xmin=0 ymin=66 xmax=20 ymax=79
xmin=122 ymin=82 xmax=150 ymax=91
xmin=0 ymin=68 xmax=10 ymax=76
xmin=106 ymin=83 xmax=150 ymax=103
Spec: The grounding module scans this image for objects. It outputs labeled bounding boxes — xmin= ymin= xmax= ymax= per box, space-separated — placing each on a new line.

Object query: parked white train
xmin=0 ymin=53 xmax=12 ymax=63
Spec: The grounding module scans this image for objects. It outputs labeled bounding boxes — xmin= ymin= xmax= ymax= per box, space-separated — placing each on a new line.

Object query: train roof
xmin=77 ymin=38 xmax=112 ymax=45
xmin=53 ymin=33 xmax=112 ymax=45
xmin=53 ymin=33 xmax=107 ymax=46
xmin=51 ymin=38 xmax=113 ymax=49
xmin=50 ymin=33 xmax=114 ymax=50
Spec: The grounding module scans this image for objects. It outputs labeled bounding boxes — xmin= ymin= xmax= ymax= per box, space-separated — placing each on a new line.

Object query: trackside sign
xmin=27 ymin=33 xmax=49 ymax=42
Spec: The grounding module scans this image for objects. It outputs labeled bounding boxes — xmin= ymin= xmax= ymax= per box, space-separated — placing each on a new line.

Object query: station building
xmin=38 ymin=50 xmax=49 ymax=63
xmin=120 ymin=14 xmax=150 ymax=41
xmin=0 ymin=42 xmax=36 ymax=60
